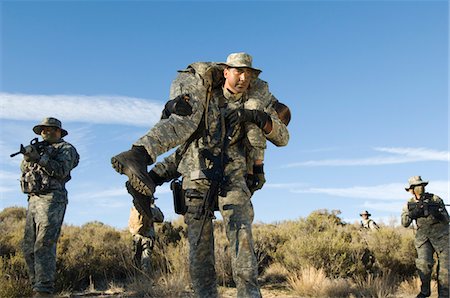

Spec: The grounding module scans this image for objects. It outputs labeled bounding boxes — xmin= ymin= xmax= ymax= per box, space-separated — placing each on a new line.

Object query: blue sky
xmin=1 ymin=0 xmax=448 ymax=229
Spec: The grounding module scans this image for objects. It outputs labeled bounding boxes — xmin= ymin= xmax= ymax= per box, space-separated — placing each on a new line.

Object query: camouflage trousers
xmin=184 ymin=188 xmax=261 ymax=298
xmin=23 ymin=193 xmax=67 ymax=294
xmin=132 ymin=234 xmax=154 ymax=272
xmin=415 ymin=234 xmax=449 ymax=297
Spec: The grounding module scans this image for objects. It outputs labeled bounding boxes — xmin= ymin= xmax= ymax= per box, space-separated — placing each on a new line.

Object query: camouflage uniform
xmin=128 ymin=204 xmax=164 ymax=272
xmin=402 ymin=193 xmax=449 ymax=297
xmin=129 ymin=56 xmax=287 ymax=297
xmin=21 ymin=137 xmax=79 ymax=294
xmin=133 ymin=63 xmax=289 ymax=163
xmin=360 ymin=218 xmax=379 ymax=230
xmin=179 ymin=86 xmax=260 ymax=298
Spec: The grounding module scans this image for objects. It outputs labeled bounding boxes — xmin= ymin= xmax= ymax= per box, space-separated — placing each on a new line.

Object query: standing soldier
xmin=401 ymin=176 xmax=449 ymax=298
xmin=127 ymin=182 xmax=164 ymax=273
xmin=19 ymin=117 xmax=79 ymax=297
xmin=360 ymin=210 xmax=379 ymax=230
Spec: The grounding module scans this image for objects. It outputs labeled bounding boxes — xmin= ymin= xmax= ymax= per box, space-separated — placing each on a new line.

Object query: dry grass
xmin=260 ymin=262 xmax=289 ymax=284
xmin=1 ymin=207 xmax=432 ymax=298
xmin=288 ymin=266 xmax=332 ymax=297
xmin=352 ymin=271 xmax=398 ymax=298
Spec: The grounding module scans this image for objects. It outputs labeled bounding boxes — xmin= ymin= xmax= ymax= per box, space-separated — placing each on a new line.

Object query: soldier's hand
xmin=249 ymin=164 xmax=266 ymax=194
xmin=408 ymin=207 xmax=423 ymax=219
xmin=23 ymin=146 xmax=40 ymax=162
xmin=225 ymin=109 xmax=269 ymax=129
xmin=162 ymin=94 xmax=192 ymax=119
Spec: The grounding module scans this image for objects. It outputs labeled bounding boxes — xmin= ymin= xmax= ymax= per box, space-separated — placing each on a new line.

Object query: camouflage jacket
xmin=401 ymin=193 xmax=449 ymax=247
xmin=20 ymin=139 xmax=79 ymax=200
xmin=178 ymin=86 xmax=249 ymax=193
xmin=360 ymin=218 xmax=379 ymax=230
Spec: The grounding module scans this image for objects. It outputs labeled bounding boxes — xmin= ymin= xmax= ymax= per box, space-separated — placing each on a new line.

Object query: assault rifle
xmin=194 ymin=107 xmax=231 ymax=246
xmin=407 ymin=194 xmax=450 ymax=220
xmin=10 ymin=138 xmax=48 ymax=158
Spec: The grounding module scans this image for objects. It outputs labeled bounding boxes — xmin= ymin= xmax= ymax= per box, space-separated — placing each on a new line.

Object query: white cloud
xmin=270 ymin=180 xmax=449 ymax=202
xmin=0 ymin=92 xmax=164 ymax=127
xmin=285 ymin=147 xmax=449 ymax=168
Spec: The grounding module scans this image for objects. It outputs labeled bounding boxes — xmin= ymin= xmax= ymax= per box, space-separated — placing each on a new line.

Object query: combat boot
xmin=126 ymin=181 xmax=154 ymax=220
xmin=111 ymin=146 xmax=155 ymax=196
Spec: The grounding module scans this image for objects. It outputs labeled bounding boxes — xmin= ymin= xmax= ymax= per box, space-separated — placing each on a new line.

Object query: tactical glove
xmin=161 ymin=94 xmax=192 ymax=119
xmin=225 ymin=109 xmax=269 ymax=129
xmin=23 ymin=145 xmax=41 ymax=162
xmin=408 ymin=206 xmax=424 ymax=220
xmin=248 ymin=164 xmax=266 ymax=194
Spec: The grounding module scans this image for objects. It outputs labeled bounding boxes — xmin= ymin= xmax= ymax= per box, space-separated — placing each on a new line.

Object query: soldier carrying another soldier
xmin=401 ymin=176 xmax=449 ymax=298
xmin=111 ymin=52 xmax=289 ymax=298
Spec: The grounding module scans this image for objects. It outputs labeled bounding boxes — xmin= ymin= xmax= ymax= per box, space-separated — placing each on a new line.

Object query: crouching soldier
xmin=19 ymin=117 xmax=79 ymax=297
xmin=401 ymin=176 xmax=449 ymax=298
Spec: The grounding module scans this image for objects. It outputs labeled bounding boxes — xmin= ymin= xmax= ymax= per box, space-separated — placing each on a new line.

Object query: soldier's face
xmin=413 ymin=185 xmax=425 ymax=196
xmin=41 ymin=127 xmax=61 ymax=143
xmin=224 ymin=67 xmax=253 ymax=94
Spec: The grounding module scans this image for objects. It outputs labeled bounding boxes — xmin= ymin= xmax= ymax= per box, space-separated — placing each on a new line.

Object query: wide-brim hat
xmin=405 ymin=175 xmax=428 ymax=191
xmin=219 ymin=52 xmax=262 ymax=74
xmin=360 ymin=210 xmax=371 ymax=216
xmin=33 ymin=117 xmax=68 ymax=137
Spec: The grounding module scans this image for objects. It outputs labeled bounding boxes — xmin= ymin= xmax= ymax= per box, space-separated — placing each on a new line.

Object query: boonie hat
xmin=405 ymin=176 xmax=428 ymax=191
xmin=33 ymin=117 xmax=68 ymax=137
xmin=219 ymin=52 xmax=262 ymax=74
xmin=360 ymin=210 xmax=371 ymax=216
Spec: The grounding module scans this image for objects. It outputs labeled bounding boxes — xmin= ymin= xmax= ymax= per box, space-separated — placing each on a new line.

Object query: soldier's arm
xmin=133 ymin=78 xmax=206 ymax=162
xmin=432 ymin=195 xmax=450 ymax=223
xmin=150 ymin=151 xmax=181 ymax=185
xmin=401 ymin=203 xmax=413 ymax=227
xmin=38 ymin=144 xmax=79 ymax=179
xmin=150 ymin=205 xmax=164 ymax=223
xmin=264 ymin=105 xmax=289 ymax=147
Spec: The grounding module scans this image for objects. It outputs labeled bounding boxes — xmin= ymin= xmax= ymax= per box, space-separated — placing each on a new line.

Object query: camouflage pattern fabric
xmin=401 ymin=193 xmax=449 ymax=297
xmin=132 ymin=234 xmax=154 ymax=272
xmin=360 ymin=218 xmax=379 ymax=230
xmin=134 ymin=62 xmax=289 ymax=166
xmin=129 ymin=205 xmax=163 ymax=272
xmin=180 ymin=87 xmax=261 ymax=298
xmin=21 ymin=139 xmax=79 ymax=294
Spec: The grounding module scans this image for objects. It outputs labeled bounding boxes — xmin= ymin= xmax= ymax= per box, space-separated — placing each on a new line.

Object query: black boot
xmin=126 ymin=181 xmax=154 ymax=221
xmin=111 ymin=146 xmax=155 ymax=196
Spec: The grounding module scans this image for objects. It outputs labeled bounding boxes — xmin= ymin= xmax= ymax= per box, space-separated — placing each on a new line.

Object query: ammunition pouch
xmin=171 ymin=179 xmax=187 ymax=215
xmin=20 ymin=163 xmax=63 ymax=195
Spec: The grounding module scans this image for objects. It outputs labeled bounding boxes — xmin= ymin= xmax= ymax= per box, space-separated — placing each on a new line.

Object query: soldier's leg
xmin=416 ymin=240 xmax=435 ymax=297
xmin=184 ymin=208 xmax=217 ymax=298
xmin=23 ymin=197 xmax=37 ymax=287
xmin=132 ymin=234 xmax=143 ymax=269
xmin=433 ymin=234 xmax=449 ymax=297
xmin=219 ymin=189 xmax=261 ymax=298
xmin=140 ymin=236 xmax=154 ymax=273
xmin=33 ymin=197 xmax=67 ymax=294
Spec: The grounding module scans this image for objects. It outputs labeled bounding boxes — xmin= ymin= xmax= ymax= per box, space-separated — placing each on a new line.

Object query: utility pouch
xmin=20 ymin=171 xmax=43 ymax=194
xmin=171 ymin=179 xmax=187 ymax=215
